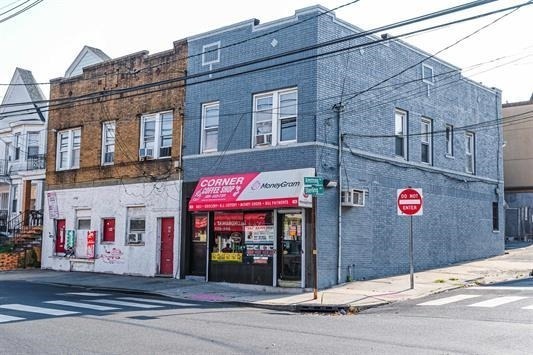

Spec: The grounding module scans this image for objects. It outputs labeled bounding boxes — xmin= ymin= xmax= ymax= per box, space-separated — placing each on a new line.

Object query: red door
xmin=160 ymin=218 xmax=174 ymax=275
xmin=103 ymin=218 xmax=115 ymax=242
xmin=55 ymin=219 xmax=66 ymax=253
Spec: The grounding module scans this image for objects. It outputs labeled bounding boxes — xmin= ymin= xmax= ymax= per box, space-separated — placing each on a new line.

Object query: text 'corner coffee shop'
xmin=183 ymin=168 xmax=317 ymax=288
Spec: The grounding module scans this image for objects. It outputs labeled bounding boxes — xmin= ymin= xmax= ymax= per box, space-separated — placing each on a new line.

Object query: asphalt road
xmin=0 ymin=280 xmax=532 ymax=354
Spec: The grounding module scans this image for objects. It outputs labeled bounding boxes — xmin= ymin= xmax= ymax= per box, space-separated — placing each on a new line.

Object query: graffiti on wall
xmin=100 ymin=246 xmax=125 ymax=264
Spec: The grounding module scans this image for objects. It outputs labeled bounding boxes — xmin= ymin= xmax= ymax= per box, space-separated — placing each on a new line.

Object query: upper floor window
xmin=202 ymin=41 xmax=221 ymax=67
xmin=421 ymin=118 xmax=432 ymax=164
xmin=27 ymin=132 xmax=40 ymax=158
xmin=201 ymin=102 xmax=219 ymax=153
xmin=394 ymin=109 xmax=408 ymax=159
xmin=14 ymin=133 xmax=20 ymax=161
xmin=139 ymin=111 xmax=173 ymax=160
xmin=102 ymin=121 xmax=115 ymax=165
xmin=253 ymin=88 xmax=297 ymax=147
xmin=465 ymin=132 xmax=475 ymax=174
xmin=56 ymin=128 xmax=81 ymax=171
xmin=422 ymin=64 xmax=434 ymax=85
xmin=445 ymin=124 xmax=454 ymax=156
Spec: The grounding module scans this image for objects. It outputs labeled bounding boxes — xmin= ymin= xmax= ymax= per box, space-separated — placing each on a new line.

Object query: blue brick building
xmin=180 ymin=5 xmax=504 ymax=288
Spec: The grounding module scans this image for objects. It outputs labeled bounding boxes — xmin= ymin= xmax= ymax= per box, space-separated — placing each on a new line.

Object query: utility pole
xmin=333 ymin=102 xmax=345 ymax=285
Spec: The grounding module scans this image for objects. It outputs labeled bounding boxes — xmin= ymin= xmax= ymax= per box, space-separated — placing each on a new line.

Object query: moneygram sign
xmin=189 ymin=168 xmax=315 ymax=211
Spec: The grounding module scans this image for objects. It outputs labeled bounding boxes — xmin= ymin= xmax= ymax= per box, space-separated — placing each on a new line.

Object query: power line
xmin=0 ymin=0 xmax=509 ymax=113
xmin=0 ymin=0 xmax=43 ymax=24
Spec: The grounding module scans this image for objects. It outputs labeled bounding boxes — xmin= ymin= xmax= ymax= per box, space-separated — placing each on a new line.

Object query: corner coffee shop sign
xmin=189 ymin=168 xmax=315 ymax=211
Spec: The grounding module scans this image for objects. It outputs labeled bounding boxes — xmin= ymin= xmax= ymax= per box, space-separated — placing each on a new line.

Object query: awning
xmin=189 ymin=168 xmax=315 ymax=211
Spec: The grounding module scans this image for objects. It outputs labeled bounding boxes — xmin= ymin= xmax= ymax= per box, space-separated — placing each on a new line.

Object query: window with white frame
xmin=27 ymin=132 xmax=40 ymax=158
xmin=422 ymin=64 xmax=434 ymax=85
xmin=445 ymin=124 xmax=454 ymax=156
xmin=201 ymin=102 xmax=219 ymax=153
xmin=139 ymin=111 xmax=173 ymax=159
xmin=253 ymin=88 xmax=297 ymax=147
xmin=14 ymin=133 xmax=20 ymax=160
xmin=11 ymin=185 xmax=18 ymax=213
xmin=127 ymin=206 xmax=145 ymax=245
xmin=201 ymin=41 xmax=221 ymax=67
xmin=101 ymin=121 xmax=115 ymax=165
xmin=421 ymin=118 xmax=432 ymax=164
xmin=465 ymin=132 xmax=475 ymax=174
xmin=394 ymin=109 xmax=408 ymax=159
xmin=56 ymin=128 xmax=81 ymax=171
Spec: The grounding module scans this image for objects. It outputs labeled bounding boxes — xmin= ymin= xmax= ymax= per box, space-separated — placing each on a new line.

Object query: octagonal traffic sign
xmin=397 ymin=188 xmax=423 ymax=216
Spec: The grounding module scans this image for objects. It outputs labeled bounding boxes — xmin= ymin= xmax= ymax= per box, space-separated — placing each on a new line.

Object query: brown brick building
xmin=42 ymin=42 xmax=187 ymax=277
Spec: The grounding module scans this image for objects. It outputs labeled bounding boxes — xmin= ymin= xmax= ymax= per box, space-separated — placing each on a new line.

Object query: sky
xmin=0 ymin=0 xmax=532 ymax=104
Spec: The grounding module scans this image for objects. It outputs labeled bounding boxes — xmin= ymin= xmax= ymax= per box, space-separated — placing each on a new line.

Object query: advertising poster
xmin=47 ymin=192 xmax=59 ymax=219
xmin=244 ymin=225 xmax=275 ymax=244
xmin=66 ymin=230 xmax=76 ymax=249
xmin=87 ymin=231 xmax=96 ymax=259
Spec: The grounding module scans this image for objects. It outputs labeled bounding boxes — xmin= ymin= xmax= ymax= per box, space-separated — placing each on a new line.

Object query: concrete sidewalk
xmin=1 ymin=242 xmax=531 ymax=312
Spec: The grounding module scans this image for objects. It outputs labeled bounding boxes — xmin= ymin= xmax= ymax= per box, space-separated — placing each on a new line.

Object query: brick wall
xmin=47 ymin=40 xmax=187 ymax=190
xmin=0 ymin=251 xmax=23 ymax=270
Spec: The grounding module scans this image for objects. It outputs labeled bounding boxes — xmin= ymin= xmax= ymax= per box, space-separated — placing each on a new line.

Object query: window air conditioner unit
xmin=159 ymin=147 xmax=172 ymax=157
xmin=128 ymin=233 xmax=143 ymax=244
xmin=255 ymin=133 xmax=272 ymax=146
xmin=341 ymin=189 xmax=365 ymax=207
xmin=139 ymin=148 xmax=153 ymax=159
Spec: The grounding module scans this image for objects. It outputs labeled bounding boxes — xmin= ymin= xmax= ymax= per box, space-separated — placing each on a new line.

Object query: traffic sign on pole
xmin=304 ymin=185 xmax=324 ymax=195
xmin=304 ymin=177 xmax=323 ymax=186
xmin=397 ymin=188 xmax=423 ymax=216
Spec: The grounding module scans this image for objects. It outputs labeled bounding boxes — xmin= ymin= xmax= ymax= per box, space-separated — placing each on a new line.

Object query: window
xmin=421 ymin=118 xmax=432 ymax=164
xmin=253 ymin=88 xmax=297 ymax=147
xmin=139 ymin=111 xmax=173 ymax=159
xmin=27 ymin=132 xmax=40 ymax=158
xmin=492 ymin=202 xmax=499 ymax=231
xmin=202 ymin=41 xmax=221 ymax=67
xmin=102 ymin=218 xmax=115 ymax=242
xmin=394 ymin=109 xmax=408 ymax=159
xmin=445 ymin=125 xmax=454 ymax=156
xmin=77 ymin=218 xmax=91 ymax=230
xmin=11 ymin=185 xmax=17 ymax=213
xmin=14 ymin=133 xmax=20 ymax=161
xmin=422 ymin=64 xmax=434 ymax=85
xmin=127 ymin=207 xmax=145 ymax=245
xmin=101 ymin=121 xmax=115 ymax=165
xmin=465 ymin=132 xmax=475 ymax=174
xmin=56 ymin=128 xmax=81 ymax=171
xmin=201 ymin=102 xmax=219 ymax=153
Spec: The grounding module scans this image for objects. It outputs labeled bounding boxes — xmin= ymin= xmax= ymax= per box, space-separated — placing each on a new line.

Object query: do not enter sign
xmin=397 ymin=188 xmax=423 ymax=216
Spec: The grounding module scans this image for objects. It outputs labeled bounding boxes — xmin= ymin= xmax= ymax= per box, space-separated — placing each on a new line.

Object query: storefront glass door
xmin=189 ymin=213 xmax=207 ymax=277
xmin=277 ymin=212 xmax=303 ymax=286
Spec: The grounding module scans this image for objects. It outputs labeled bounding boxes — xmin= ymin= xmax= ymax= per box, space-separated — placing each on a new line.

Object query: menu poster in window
xmin=193 ymin=215 xmax=207 ymax=242
xmin=244 ymin=225 xmax=275 ymax=244
xmin=87 ymin=231 xmax=96 ymax=259
xmin=214 ymin=212 xmax=244 ymax=232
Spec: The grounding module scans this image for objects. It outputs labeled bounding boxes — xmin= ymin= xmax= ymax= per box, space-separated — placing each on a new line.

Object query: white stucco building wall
xmin=41 ymin=180 xmax=182 ymax=277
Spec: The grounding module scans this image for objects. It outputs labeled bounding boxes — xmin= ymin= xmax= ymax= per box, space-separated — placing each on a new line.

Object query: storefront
xmin=186 ymin=168 xmax=315 ymax=287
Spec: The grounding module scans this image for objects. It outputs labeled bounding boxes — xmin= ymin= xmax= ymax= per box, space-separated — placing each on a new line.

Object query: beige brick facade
xmin=46 ymin=40 xmax=187 ymax=190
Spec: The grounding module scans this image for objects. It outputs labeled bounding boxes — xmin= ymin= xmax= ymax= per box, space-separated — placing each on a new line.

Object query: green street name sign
xmin=304 ymin=177 xmax=323 ymax=186
xmin=305 ymin=186 xmax=324 ymax=195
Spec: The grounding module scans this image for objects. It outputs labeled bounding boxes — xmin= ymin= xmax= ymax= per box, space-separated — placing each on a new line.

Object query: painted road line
xmin=468 ymin=286 xmax=533 ymax=291
xmin=0 ymin=314 xmax=25 ymax=323
xmin=468 ymin=296 xmax=528 ymax=308
xmin=58 ymin=292 xmax=111 ymax=297
xmin=0 ymin=304 xmax=79 ymax=316
xmin=84 ymin=299 xmax=163 ymax=309
xmin=521 ymin=304 xmax=533 ymax=310
xmin=45 ymin=300 xmax=120 ymax=311
xmin=117 ymin=297 xmax=199 ymax=307
xmin=418 ymin=294 xmax=481 ymax=306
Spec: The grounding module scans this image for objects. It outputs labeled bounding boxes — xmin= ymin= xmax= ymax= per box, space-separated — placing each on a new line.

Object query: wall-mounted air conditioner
xmin=341 ymin=189 xmax=365 ymax=207
xmin=139 ymin=148 xmax=153 ymax=159
xmin=255 ymin=133 xmax=272 ymax=146
xmin=128 ymin=232 xmax=143 ymax=244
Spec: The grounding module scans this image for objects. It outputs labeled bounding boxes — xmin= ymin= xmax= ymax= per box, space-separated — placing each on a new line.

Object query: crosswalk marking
xmin=0 ymin=314 xmax=25 ymax=323
xmin=468 ymin=296 xmax=528 ymax=308
xmin=468 ymin=286 xmax=533 ymax=291
xmin=58 ymin=292 xmax=111 ymax=297
xmin=45 ymin=300 xmax=120 ymax=311
xmin=84 ymin=299 xmax=163 ymax=309
xmin=418 ymin=294 xmax=481 ymax=306
xmin=0 ymin=304 xmax=79 ymax=316
xmin=117 ymin=297 xmax=199 ymax=307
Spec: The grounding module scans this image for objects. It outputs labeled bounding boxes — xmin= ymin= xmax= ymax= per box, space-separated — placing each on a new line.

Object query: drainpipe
xmin=333 ymin=102 xmax=345 ymax=284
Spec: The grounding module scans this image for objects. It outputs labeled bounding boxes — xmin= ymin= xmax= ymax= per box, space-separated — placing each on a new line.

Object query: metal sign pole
xmin=312 ymin=195 xmax=318 ymax=300
xmin=409 ymin=215 xmax=414 ymax=289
